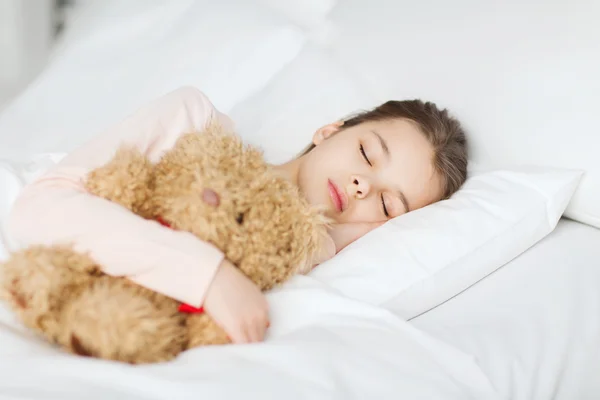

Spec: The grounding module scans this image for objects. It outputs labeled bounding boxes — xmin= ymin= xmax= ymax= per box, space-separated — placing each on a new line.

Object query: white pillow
xmin=0 ymin=0 xmax=304 ymax=162
xmin=308 ymin=165 xmax=582 ymax=320
xmin=316 ymin=0 xmax=600 ymax=229
xmin=1 ymin=153 xmax=580 ymax=323
xmin=229 ymin=44 xmax=377 ymax=164
xmin=229 ymin=43 xmax=582 ymax=318
xmin=0 ymin=162 xmax=22 ymax=261
xmin=254 ymin=0 xmax=337 ymax=29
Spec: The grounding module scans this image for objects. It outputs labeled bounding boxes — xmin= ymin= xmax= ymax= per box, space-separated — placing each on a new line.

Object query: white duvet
xmin=0 ymin=275 xmax=501 ymax=399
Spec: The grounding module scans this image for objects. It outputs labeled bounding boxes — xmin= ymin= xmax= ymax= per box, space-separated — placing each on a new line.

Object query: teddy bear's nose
xmin=202 ymin=188 xmax=220 ymax=206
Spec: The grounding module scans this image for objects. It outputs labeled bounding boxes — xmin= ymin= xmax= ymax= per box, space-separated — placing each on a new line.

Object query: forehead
xmin=365 ymin=119 xmax=443 ymax=209
xmin=360 ymin=118 xmax=423 ymax=140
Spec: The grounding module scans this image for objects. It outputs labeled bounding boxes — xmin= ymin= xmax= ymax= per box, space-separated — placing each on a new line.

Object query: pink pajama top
xmin=6 ymin=86 xmax=255 ymax=308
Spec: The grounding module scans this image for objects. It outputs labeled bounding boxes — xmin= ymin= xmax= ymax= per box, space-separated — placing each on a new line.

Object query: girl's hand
xmin=203 ymin=259 xmax=270 ymax=344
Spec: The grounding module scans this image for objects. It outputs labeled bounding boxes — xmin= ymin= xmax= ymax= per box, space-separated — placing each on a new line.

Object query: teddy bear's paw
xmin=0 ymin=245 xmax=96 ymax=318
xmin=50 ymin=246 xmax=104 ymax=276
xmin=57 ymin=276 xmax=187 ymax=364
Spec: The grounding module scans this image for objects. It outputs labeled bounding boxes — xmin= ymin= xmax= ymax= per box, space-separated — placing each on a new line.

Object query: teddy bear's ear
xmin=294 ymin=206 xmax=334 ymax=274
xmin=304 ymin=223 xmax=336 ymax=272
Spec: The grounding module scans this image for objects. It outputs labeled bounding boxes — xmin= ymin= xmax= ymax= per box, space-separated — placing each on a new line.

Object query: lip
xmin=328 ymin=179 xmax=347 ymax=213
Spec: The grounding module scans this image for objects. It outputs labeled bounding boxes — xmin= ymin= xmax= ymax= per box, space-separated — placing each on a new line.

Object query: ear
xmin=312 ymin=121 xmax=344 ymax=146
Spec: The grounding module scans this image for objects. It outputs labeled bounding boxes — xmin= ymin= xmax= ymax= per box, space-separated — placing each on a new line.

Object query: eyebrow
xmin=371 ymin=129 xmax=390 ymax=158
xmin=371 ymin=129 xmax=410 ymax=213
xmin=398 ymin=191 xmax=410 ymax=213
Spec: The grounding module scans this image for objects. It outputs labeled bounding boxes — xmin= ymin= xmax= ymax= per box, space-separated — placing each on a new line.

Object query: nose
xmin=202 ymin=188 xmax=220 ymax=206
xmin=349 ymin=175 xmax=371 ymax=200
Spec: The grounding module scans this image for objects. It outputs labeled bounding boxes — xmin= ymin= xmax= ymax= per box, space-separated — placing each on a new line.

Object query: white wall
xmin=0 ymin=0 xmax=54 ymax=96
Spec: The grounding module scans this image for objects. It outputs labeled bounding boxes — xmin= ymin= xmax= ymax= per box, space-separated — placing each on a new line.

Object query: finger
xmin=246 ymin=316 xmax=266 ymax=343
xmin=229 ymin=324 xmax=250 ymax=344
xmin=253 ymin=306 xmax=270 ymax=342
xmin=245 ymin=320 xmax=258 ymax=343
xmin=251 ymin=319 xmax=267 ymax=343
xmin=258 ymin=304 xmax=271 ymax=341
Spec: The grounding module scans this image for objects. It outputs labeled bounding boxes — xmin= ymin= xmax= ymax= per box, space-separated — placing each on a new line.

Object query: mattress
xmin=409 ymin=218 xmax=600 ymax=400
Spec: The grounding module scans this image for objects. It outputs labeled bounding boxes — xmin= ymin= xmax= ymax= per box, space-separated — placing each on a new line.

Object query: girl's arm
xmin=6 ymin=86 xmax=233 ymax=308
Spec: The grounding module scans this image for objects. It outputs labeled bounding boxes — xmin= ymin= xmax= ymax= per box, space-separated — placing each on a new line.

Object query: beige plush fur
xmin=0 ymin=124 xmax=330 ymax=364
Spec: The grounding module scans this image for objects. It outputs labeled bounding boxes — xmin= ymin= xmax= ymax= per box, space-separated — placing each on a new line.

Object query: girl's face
xmin=297 ymin=118 xmax=443 ymax=228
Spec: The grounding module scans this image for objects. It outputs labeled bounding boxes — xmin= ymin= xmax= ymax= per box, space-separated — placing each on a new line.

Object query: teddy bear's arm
xmin=84 ymin=147 xmax=154 ymax=218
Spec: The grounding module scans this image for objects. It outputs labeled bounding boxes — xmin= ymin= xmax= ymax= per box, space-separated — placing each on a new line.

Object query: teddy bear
xmin=0 ymin=123 xmax=330 ymax=364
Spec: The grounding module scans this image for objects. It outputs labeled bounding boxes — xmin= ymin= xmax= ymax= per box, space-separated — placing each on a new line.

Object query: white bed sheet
xmin=408 ymin=218 xmax=600 ymax=400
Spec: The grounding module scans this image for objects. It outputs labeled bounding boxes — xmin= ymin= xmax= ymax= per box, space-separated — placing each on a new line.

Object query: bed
xmin=1 ymin=218 xmax=598 ymax=400
xmin=410 ymin=219 xmax=600 ymax=400
xmin=0 ymin=1 xmax=599 ymax=399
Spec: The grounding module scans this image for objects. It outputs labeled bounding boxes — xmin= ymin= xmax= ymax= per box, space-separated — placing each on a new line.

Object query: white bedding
xmin=0 ymin=159 xmax=501 ymax=399
xmin=1 ymin=220 xmax=597 ymax=400
xmin=0 ymin=271 xmax=500 ymax=399
xmin=1 ymin=1 xmax=599 ymax=399
xmin=410 ymin=219 xmax=600 ymax=400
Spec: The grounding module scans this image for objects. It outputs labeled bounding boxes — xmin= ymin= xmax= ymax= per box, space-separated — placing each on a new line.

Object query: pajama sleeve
xmin=6 ymin=86 xmax=234 ymax=307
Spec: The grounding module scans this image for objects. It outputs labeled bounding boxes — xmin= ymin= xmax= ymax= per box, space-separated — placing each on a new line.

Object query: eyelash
xmin=360 ymin=144 xmax=389 ymax=217
xmin=359 ymin=144 xmax=372 ymax=166
xmin=381 ymin=195 xmax=389 ymax=217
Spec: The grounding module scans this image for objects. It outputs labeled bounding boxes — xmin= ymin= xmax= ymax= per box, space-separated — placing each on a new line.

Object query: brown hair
xmin=299 ymin=100 xmax=468 ymax=200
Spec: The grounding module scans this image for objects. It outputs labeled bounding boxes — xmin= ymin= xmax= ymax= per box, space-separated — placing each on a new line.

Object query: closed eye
xmin=381 ymin=195 xmax=390 ymax=218
xmin=360 ymin=144 xmax=372 ymax=166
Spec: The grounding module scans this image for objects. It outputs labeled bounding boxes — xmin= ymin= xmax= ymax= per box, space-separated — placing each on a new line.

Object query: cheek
xmin=299 ymin=175 xmax=324 ymax=207
xmin=408 ymin=170 xmax=443 ymax=209
xmin=349 ymin=198 xmax=382 ymax=222
xmin=299 ymin=153 xmax=329 ymax=191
